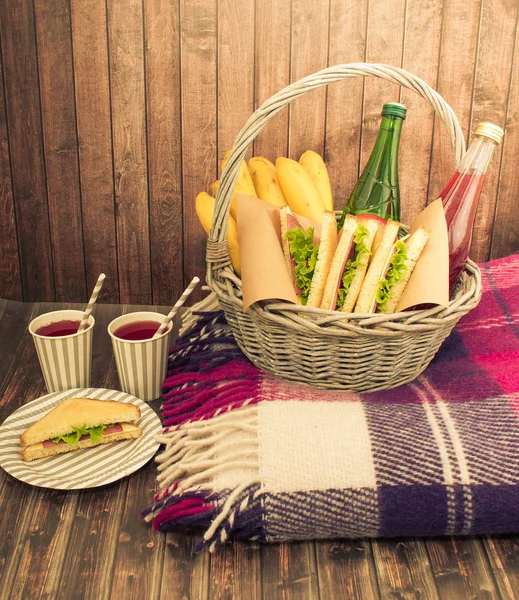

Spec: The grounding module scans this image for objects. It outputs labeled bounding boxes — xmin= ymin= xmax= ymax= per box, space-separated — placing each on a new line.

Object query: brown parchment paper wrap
xmin=396 ymin=198 xmax=449 ymax=311
xmin=236 ymin=195 xmax=298 ymax=311
xmin=236 ymin=194 xmax=449 ymax=312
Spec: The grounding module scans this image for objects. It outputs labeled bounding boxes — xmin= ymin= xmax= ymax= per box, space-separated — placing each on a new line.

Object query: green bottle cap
xmin=382 ymin=102 xmax=407 ymax=119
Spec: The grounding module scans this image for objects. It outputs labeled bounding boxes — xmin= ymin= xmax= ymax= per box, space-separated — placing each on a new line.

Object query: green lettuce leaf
xmin=285 ymin=227 xmax=319 ymax=305
xmin=52 ymin=424 xmax=109 ymax=446
xmin=375 ymin=240 xmax=408 ymax=312
xmin=337 ymin=224 xmax=371 ymax=310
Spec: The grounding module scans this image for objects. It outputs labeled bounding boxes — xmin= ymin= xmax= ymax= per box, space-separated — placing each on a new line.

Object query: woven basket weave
xmin=206 ymin=63 xmax=482 ymax=391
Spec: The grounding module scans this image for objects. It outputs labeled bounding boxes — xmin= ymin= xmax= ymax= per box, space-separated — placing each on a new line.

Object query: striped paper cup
xmin=108 ymin=312 xmax=172 ymax=402
xmin=29 ymin=309 xmax=95 ymax=393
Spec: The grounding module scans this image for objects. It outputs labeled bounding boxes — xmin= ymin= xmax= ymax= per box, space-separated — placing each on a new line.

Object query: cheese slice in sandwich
xmin=354 ymin=222 xmax=430 ymax=314
xmin=320 ymin=216 xmax=380 ymax=312
xmin=280 ymin=207 xmax=338 ymax=307
xmin=20 ymin=397 xmax=142 ymax=462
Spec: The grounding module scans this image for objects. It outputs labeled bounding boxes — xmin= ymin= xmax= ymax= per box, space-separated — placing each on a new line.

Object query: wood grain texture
xmin=398 ymin=0 xmax=443 ymax=225
xmin=181 ymin=0 xmax=217 ymax=301
xmin=0 ymin=302 xmax=54 ymax=599
xmin=159 ymin=532 xmax=211 ymax=600
xmin=253 ymin=0 xmax=291 ymax=160
xmin=0 ymin=0 xmax=54 ymax=302
xmin=70 ymin=0 xmax=119 ymax=304
xmin=491 ymin=12 xmax=519 ymax=260
xmin=0 ymin=54 xmax=21 ymax=301
xmin=361 ymin=0 xmax=406 ymax=169
xmin=371 ymin=539 xmax=440 ymax=600
xmin=315 ymin=539 xmax=380 ymax=600
xmin=217 ymin=0 xmax=255 ymax=162
xmin=261 ymin=541 xmax=319 ymax=600
xmin=426 ymin=538 xmax=499 ymax=599
xmin=107 ymin=0 xmax=151 ymax=304
xmin=469 ymin=0 xmax=518 ymax=262
xmin=484 ymin=536 xmax=519 ymax=599
xmin=325 ymin=0 xmax=368 ymax=211
xmin=209 ymin=542 xmax=262 ymax=600
xmin=145 ymin=0 xmax=184 ymax=306
xmin=428 ymin=0 xmax=481 ymax=201
xmin=288 ymin=0 xmax=329 ymax=160
xmin=34 ymin=0 xmax=86 ymax=303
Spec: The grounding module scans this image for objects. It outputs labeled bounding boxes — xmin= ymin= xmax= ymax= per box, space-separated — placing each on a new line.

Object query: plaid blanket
xmin=142 ymin=254 xmax=519 ymax=552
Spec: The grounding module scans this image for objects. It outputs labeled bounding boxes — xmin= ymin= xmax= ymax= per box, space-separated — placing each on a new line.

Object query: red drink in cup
xmin=35 ymin=320 xmax=91 ymax=337
xmin=112 ymin=321 xmax=164 ymax=341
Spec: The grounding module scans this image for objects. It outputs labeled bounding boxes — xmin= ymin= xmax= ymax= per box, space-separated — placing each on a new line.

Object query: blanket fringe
xmin=143 ymin=405 xmax=264 ymax=551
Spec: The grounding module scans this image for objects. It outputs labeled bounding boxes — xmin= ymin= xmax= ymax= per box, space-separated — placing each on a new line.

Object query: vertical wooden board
xmin=371 ymin=539 xmax=439 ymax=600
xmin=253 ymin=0 xmax=291 ymax=160
xmin=261 ymin=541 xmax=319 ymax=600
xmin=160 ymin=532 xmax=211 ymax=600
xmin=425 ymin=538 xmax=499 ymax=599
xmin=209 ymin=542 xmax=261 ymax=600
xmin=218 ymin=0 xmax=255 ymax=163
xmin=315 ymin=539 xmax=380 ymax=600
xmin=108 ymin=465 xmax=165 ymax=599
xmin=34 ymin=0 xmax=86 ymax=302
xmin=0 ymin=301 xmax=36 ymax=409
xmin=70 ymin=0 xmax=119 ymax=304
xmin=144 ymin=0 xmax=184 ymax=306
xmin=0 ymin=56 xmax=22 ymax=301
xmin=491 ymin=15 xmax=519 ymax=260
xmin=0 ymin=302 xmax=54 ymax=598
xmin=469 ymin=0 xmax=518 ymax=262
xmin=484 ymin=536 xmax=519 ymax=600
xmin=288 ymin=0 xmax=330 ymax=160
xmin=428 ymin=0 xmax=481 ymax=200
xmin=398 ymin=0 xmax=443 ymax=226
xmin=325 ymin=0 xmax=368 ymax=211
xmin=107 ymin=0 xmax=151 ymax=304
xmin=181 ymin=0 xmax=217 ymax=300
xmin=361 ymin=0 xmax=406 ymax=169
xmin=0 ymin=0 xmax=54 ymax=301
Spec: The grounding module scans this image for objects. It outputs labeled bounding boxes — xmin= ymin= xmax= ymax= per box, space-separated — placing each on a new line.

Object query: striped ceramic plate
xmin=0 ymin=388 xmax=162 ymax=489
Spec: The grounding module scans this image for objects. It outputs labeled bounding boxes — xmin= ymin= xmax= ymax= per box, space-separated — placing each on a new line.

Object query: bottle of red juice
xmin=438 ymin=122 xmax=504 ymax=291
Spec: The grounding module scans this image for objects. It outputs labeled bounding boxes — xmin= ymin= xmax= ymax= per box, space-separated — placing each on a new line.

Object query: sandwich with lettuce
xmin=280 ymin=206 xmax=338 ymax=307
xmin=353 ymin=220 xmax=430 ymax=314
xmin=320 ymin=214 xmax=381 ymax=312
xmin=20 ymin=397 xmax=142 ymax=461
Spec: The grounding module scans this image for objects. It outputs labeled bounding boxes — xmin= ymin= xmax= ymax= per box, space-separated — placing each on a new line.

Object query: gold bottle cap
xmin=475 ymin=122 xmax=504 ymax=145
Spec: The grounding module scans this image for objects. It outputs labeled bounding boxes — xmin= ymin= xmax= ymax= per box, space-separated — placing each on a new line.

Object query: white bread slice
xmin=353 ymin=220 xmax=401 ymax=313
xmin=379 ymin=226 xmax=430 ymax=313
xmin=20 ymin=398 xmax=141 ymax=448
xmin=306 ymin=211 xmax=338 ymax=308
xmin=21 ymin=422 xmax=142 ymax=462
xmin=320 ymin=215 xmax=359 ymax=311
xmin=340 ymin=219 xmax=380 ymax=313
xmin=279 ymin=206 xmax=296 ymax=286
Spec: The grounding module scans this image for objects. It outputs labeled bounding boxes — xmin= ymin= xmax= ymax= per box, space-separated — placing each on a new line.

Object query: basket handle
xmin=208 ymin=62 xmax=465 ymax=269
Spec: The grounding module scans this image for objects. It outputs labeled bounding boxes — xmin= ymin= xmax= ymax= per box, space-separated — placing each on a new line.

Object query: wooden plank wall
xmin=0 ymin=0 xmax=518 ymax=304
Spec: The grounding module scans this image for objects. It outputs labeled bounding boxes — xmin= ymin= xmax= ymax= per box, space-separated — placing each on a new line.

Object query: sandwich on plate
xmin=354 ymin=220 xmax=430 ymax=314
xmin=280 ymin=206 xmax=338 ymax=308
xmin=20 ymin=397 xmax=142 ymax=462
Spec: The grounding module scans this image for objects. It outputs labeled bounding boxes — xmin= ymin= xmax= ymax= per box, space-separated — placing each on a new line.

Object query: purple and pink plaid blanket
xmin=143 ymin=254 xmax=519 ymax=552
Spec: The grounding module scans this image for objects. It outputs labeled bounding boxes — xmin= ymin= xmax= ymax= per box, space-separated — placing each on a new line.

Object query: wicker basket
xmin=206 ymin=63 xmax=482 ymax=391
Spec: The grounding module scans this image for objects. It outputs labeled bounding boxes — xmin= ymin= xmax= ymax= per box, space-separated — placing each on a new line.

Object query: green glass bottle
xmin=338 ymin=102 xmax=406 ymax=228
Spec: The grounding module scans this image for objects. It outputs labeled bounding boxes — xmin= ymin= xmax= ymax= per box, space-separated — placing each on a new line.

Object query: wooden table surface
xmin=1 ymin=298 xmax=519 ymax=600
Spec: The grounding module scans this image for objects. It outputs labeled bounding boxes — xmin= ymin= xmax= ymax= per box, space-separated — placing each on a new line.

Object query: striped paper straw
xmin=78 ymin=273 xmax=106 ymax=332
xmin=153 ymin=276 xmax=200 ymax=339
